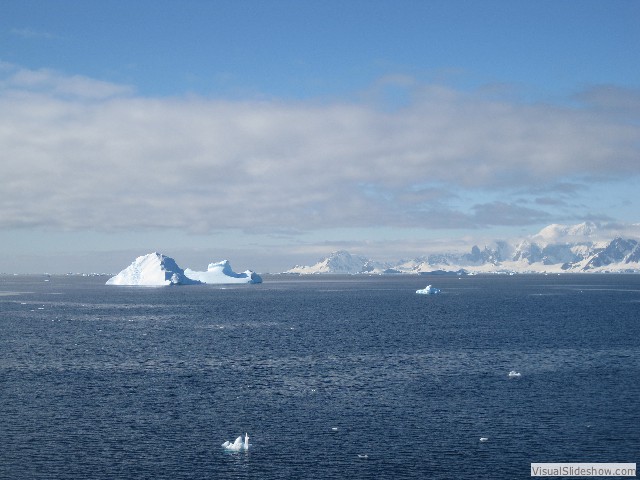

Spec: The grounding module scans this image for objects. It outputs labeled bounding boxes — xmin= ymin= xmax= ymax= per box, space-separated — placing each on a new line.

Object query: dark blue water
xmin=1 ymin=274 xmax=639 ymax=479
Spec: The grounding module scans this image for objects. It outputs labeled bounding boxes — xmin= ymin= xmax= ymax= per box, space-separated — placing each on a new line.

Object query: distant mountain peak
xmin=534 ymin=221 xmax=600 ymax=245
xmin=285 ymin=222 xmax=640 ymax=275
xmin=287 ymin=250 xmax=388 ymax=274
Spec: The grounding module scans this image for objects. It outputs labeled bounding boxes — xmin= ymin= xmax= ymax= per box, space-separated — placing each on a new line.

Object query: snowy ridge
xmin=285 ymin=223 xmax=640 ymax=274
xmin=533 ymin=222 xmax=600 ymax=246
xmin=287 ymin=250 xmax=390 ymax=274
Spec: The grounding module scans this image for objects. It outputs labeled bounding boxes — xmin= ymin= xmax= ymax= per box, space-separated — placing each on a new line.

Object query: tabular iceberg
xmin=106 ymin=252 xmax=199 ymax=286
xmin=184 ymin=260 xmax=262 ymax=284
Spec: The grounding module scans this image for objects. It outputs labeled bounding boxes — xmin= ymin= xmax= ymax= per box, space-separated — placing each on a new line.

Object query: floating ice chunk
xmin=185 ymin=260 xmax=262 ymax=284
xmin=358 ymin=454 xmax=369 ymax=459
xmin=508 ymin=370 xmax=521 ymax=378
xmin=480 ymin=437 xmax=489 ymax=442
xmin=222 ymin=433 xmax=249 ymax=451
xmin=416 ymin=285 xmax=440 ymax=295
xmin=222 ymin=436 xmax=243 ymax=451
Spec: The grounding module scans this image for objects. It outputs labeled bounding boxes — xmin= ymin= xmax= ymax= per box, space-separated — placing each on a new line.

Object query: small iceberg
xmin=416 ymin=285 xmax=440 ymax=295
xmin=222 ymin=433 xmax=249 ymax=451
xmin=479 ymin=437 xmax=489 ymax=442
xmin=508 ymin=370 xmax=521 ymax=378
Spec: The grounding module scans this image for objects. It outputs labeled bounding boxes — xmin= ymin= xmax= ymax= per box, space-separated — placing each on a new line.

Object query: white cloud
xmin=1 ymin=66 xmax=639 ymax=235
xmin=0 ymin=63 xmax=133 ymax=99
xmin=574 ymin=85 xmax=640 ymax=119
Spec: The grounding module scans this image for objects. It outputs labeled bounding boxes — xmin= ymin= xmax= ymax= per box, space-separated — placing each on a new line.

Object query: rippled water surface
xmin=1 ymin=274 xmax=639 ymax=479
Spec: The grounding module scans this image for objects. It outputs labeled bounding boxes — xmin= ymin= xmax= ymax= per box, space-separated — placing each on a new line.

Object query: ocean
xmin=1 ymin=274 xmax=638 ymax=479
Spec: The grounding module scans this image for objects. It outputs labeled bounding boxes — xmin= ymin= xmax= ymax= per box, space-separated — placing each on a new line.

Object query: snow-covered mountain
xmin=287 ymin=250 xmax=391 ymax=274
xmin=285 ymin=223 xmax=640 ymax=274
xmin=533 ymin=222 xmax=600 ymax=246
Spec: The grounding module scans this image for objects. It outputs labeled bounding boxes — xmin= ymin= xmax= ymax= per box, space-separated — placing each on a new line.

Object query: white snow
xmin=286 ymin=250 xmax=387 ymax=274
xmin=106 ymin=252 xmax=199 ymax=286
xmin=285 ymin=222 xmax=640 ymax=275
xmin=533 ymin=221 xmax=600 ymax=246
xmin=184 ymin=260 xmax=262 ymax=284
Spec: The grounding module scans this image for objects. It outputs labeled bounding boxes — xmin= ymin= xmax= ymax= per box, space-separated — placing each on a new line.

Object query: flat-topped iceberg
xmin=184 ymin=260 xmax=262 ymax=284
xmin=106 ymin=252 xmax=199 ymax=286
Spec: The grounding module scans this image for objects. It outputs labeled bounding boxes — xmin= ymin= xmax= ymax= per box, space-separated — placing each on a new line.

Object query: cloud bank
xmin=1 ymin=63 xmax=639 ymax=234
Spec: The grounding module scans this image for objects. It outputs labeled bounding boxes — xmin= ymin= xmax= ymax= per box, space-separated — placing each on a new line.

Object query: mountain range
xmin=286 ymin=222 xmax=640 ymax=274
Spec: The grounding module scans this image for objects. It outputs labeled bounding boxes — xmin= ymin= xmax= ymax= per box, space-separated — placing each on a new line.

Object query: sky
xmin=1 ymin=0 xmax=640 ymax=273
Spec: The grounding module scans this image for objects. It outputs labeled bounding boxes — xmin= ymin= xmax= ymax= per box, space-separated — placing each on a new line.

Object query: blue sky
xmin=1 ymin=0 xmax=639 ymax=273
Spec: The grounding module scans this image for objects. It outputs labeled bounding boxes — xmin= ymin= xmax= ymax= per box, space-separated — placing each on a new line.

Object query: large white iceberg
xmin=106 ymin=252 xmax=200 ymax=286
xmin=184 ymin=260 xmax=262 ymax=284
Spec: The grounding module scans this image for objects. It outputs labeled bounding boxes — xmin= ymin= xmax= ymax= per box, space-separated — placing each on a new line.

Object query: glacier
xmin=184 ymin=260 xmax=262 ymax=284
